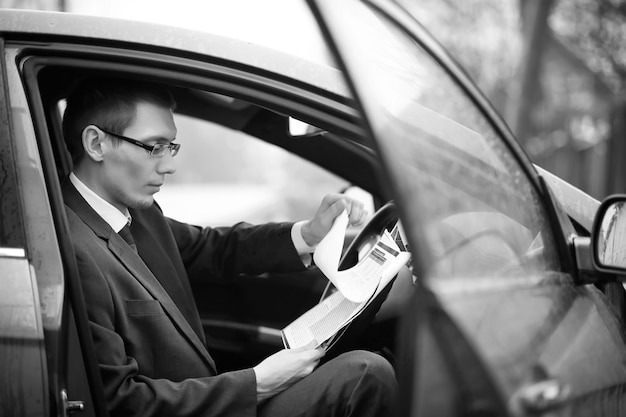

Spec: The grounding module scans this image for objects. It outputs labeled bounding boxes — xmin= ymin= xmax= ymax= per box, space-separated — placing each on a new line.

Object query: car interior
xmin=22 ymin=57 xmax=417 ymax=416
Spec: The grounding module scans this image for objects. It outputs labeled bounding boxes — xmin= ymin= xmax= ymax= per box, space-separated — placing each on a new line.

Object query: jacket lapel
xmin=129 ymin=217 xmax=206 ymax=343
xmin=62 ymin=180 xmax=216 ymax=373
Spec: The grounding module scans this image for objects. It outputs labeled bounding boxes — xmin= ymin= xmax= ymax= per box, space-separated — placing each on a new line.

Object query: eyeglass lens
xmin=151 ymin=143 xmax=180 ymax=157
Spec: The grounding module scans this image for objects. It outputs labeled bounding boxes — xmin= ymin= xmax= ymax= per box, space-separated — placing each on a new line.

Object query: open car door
xmin=306 ymin=0 xmax=511 ymax=414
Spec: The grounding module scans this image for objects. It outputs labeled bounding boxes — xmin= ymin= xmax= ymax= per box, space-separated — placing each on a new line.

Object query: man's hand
xmin=253 ymin=345 xmax=325 ymax=403
xmin=301 ymin=194 xmax=367 ymax=247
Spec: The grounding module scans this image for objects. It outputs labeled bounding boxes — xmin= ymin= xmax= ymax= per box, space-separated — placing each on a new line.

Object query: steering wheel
xmin=321 ymin=201 xmax=399 ymax=300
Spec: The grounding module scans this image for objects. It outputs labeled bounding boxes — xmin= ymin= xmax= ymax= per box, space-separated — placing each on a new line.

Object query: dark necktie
xmin=118 ymin=225 xmax=138 ymax=252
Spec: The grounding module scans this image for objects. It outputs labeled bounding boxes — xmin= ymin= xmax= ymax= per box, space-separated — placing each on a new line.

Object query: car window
xmin=322 ymin=0 xmax=560 ymax=280
xmin=157 ymin=113 xmax=358 ymax=226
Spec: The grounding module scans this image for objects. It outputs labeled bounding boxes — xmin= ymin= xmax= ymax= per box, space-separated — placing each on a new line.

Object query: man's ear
xmin=82 ymin=125 xmax=105 ymax=162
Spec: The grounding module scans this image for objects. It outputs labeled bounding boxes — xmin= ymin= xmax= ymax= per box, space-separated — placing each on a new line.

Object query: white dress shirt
xmin=70 ymin=172 xmax=130 ymax=233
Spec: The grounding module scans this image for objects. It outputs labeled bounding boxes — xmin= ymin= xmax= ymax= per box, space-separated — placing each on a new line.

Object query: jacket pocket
xmin=125 ymin=299 xmax=164 ymax=316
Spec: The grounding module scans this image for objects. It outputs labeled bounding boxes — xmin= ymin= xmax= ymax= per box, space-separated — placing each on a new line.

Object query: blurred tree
xmin=549 ymin=0 xmax=626 ymax=195
xmin=551 ymin=0 xmax=626 ymax=96
xmin=399 ymin=0 xmax=521 ymax=112
xmin=506 ymin=0 xmax=555 ymax=142
xmin=401 ymin=0 xmax=625 ymax=198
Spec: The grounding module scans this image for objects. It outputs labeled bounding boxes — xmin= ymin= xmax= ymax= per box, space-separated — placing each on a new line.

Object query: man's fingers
xmin=312 ymin=347 xmax=326 ymax=359
xmin=304 ymin=359 xmax=321 ymax=375
xmin=324 ymin=197 xmax=366 ymax=224
xmin=304 ymin=349 xmax=325 ymax=375
xmin=344 ymin=199 xmax=366 ymax=226
xmin=302 ymin=340 xmax=319 ymax=350
xmin=303 ymin=194 xmax=369 ymax=246
xmin=298 ymin=345 xmax=326 ymax=359
xmin=294 ymin=343 xmax=326 ymax=363
xmin=325 ymin=199 xmax=348 ymax=219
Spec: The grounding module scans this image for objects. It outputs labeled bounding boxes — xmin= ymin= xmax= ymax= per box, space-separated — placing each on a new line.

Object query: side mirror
xmin=591 ymin=195 xmax=626 ymax=273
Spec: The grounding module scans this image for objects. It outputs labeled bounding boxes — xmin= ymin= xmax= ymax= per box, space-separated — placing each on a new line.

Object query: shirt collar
xmin=69 ymin=172 xmax=131 ymax=233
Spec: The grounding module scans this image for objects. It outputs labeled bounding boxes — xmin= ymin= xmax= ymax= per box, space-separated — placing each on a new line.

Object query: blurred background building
xmin=3 ymin=0 xmax=625 ymax=201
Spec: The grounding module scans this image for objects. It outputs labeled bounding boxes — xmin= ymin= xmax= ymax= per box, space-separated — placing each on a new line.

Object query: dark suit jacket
xmin=62 ymin=180 xmax=307 ymax=417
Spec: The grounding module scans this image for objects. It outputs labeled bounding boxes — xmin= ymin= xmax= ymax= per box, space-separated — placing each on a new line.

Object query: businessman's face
xmin=100 ymin=101 xmax=177 ymax=211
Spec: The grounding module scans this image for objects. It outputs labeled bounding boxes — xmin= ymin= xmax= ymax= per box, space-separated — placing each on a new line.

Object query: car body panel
xmin=3 ymin=42 xmax=73 ymax=417
xmin=436 ymin=275 xmax=626 ymax=407
xmin=1 ymin=39 xmax=55 ymax=417
xmin=0 ymin=255 xmax=47 ymax=417
xmin=536 ymin=164 xmax=600 ymax=233
xmin=0 ymin=9 xmax=348 ymax=98
xmin=5 ymin=45 xmax=66 ymax=332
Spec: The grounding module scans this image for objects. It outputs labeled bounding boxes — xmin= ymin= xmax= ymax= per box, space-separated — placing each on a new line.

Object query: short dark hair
xmin=62 ymin=77 xmax=176 ymax=165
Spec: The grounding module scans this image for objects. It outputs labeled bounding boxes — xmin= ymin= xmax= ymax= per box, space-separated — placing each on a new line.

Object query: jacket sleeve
xmin=165 ymin=215 xmax=308 ymax=281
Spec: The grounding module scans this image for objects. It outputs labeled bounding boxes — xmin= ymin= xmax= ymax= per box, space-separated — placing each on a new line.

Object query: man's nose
xmin=157 ymin=151 xmax=177 ymax=174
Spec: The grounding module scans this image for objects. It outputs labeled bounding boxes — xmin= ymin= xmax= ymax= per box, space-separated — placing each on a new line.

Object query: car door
xmin=0 ymin=37 xmax=49 ymax=417
xmin=309 ymin=0 xmax=626 ymax=415
xmin=0 ymin=36 xmax=100 ymax=417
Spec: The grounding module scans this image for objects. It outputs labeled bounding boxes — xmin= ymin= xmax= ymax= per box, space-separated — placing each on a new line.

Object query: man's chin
xmin=128 ymin=196 xmax=154 ymax=210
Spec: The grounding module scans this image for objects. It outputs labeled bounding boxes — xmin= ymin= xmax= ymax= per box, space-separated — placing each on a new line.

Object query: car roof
xmin=0 ymin=8 xmax=350 ymax=97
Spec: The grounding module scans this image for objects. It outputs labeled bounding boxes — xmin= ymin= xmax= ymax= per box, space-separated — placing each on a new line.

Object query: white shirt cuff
xmin=291 ymin=221 xmax=316 ymax=254
xmin=291 ymin=221 xmax=316 ymax=268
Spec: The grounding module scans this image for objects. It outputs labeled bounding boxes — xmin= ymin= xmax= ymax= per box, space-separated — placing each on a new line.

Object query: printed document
xmin=281 ymin=211 xmax=411 ymax=349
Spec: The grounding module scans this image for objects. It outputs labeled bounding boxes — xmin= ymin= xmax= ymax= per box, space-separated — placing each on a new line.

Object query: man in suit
xmin=62 ymin=77 xmax=396 ymax=417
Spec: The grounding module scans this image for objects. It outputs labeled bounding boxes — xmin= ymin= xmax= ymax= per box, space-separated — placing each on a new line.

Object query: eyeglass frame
xmin=94 ymin=125 xmax=181 ymax=157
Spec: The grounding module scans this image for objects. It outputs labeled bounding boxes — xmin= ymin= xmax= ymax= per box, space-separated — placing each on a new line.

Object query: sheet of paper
xmin=281 ymin=291 xmax=361 ymax=349
xmin=313 ymin=210 xmax=349 ymax=290
xmin=314 ymin=211 xmax=404 ymax=303
xmin=283 ymin=212 xmax=411 ymax=350
xmin=281 ymin=248 xmax=411 ymax=350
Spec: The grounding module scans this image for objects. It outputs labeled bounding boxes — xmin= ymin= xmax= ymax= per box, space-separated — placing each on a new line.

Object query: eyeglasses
xmin=95 ymin=126 xmax=180 ymax=157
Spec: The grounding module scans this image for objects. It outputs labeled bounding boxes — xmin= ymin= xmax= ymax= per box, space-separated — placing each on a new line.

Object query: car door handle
xmin=61 ymin=389 xmax=85 ymax=416
xmin=513 ymin=378 xmax=571 ymax=413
